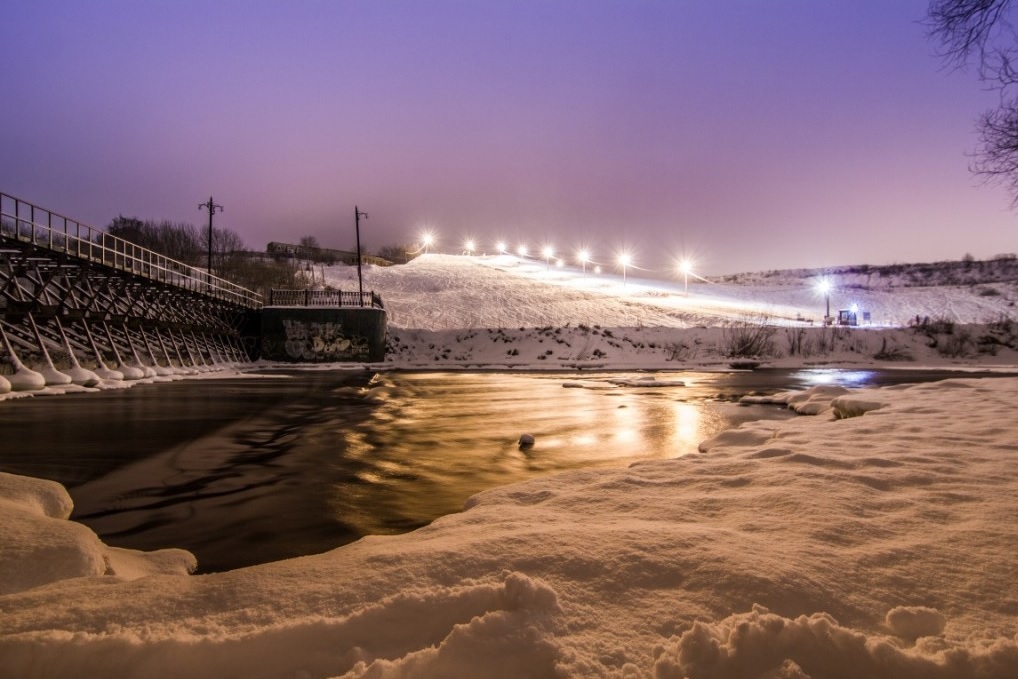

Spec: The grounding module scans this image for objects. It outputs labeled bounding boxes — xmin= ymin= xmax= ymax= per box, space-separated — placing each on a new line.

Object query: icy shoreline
xmin=3 ymin=376 xmax=1018 ymax=678
xmin=5 ymin=319 xmax=1018 ymax=404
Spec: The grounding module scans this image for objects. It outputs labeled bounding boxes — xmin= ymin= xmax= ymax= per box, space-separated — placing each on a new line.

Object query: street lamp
xmin=577 ymin=249 xmax=590 ymax=276
xmin=618 ymin=253 xmax=632 ymax=286
xmin=678 ymin=259 xmax=692 ymax=297
xmin=421 ymin=232 xmax=435 ymax=254
xmin=464 ymin=239 xmax=476 ymax=256
xmin=542 ymin=245 xmax=554 ymax=271
xmin=816 ymin=278 xmax=832 ymax=323
xmin=517 ymin=244 xmax=528 ymax=257
xmin=354 ymin=206 xmax=368 ymax=304
xmin=198 ymin=196 xmax=223 ymax=290
xmin=496 ymin=240 xmax=507 ymax=254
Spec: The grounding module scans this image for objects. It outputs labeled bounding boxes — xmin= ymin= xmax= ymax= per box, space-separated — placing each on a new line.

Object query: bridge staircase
xmin=0 ymin=192 xmax=262 ymax=391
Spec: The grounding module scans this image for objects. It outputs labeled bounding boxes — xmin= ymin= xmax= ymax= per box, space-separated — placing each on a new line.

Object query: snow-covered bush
xmin=720 ymin=318 xmax=777 ymax=358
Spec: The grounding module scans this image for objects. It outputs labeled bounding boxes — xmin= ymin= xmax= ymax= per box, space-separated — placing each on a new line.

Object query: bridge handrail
xmin=0 ymin=191 xmax=262 ymax=308
xmin=268 ymin=288 xmax=384 ymax=309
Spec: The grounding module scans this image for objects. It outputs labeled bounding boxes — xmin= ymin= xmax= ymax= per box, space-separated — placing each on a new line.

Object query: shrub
xmin=937 ymin=327 xmax=974 ymax=358
xmin=721 ymin=318 xmax=777 ymax=358
xmin=874 ymin=337 xmax=913 ymax=361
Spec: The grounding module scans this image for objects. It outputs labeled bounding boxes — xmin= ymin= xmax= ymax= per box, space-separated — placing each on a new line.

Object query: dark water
xmin=0 ymin=367 xmax=1004 ymax=572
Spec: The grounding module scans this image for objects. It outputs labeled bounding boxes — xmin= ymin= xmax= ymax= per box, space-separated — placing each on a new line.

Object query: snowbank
xmin=3 ymin=377 xmax=1018 ymax=678
xmin=0 ymin=472 xmax=196 ymax=596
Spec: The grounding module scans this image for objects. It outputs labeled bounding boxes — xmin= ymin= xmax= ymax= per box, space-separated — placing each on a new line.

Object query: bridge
xmin=0 ymin=191 xmax=266 ymax=391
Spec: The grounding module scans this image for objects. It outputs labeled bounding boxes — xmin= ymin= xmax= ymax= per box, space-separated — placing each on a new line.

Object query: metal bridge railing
xmin=0 ymin=191 xmax=262 ymax=309
xmin=269 ymin=288 xmax=384 ymax=309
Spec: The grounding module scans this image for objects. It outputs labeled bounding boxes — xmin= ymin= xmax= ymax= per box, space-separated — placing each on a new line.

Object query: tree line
xmin=104 ymin=216 xmax=418 ymax=297
xmin=105 ymin=215 xmax=309 ymax=297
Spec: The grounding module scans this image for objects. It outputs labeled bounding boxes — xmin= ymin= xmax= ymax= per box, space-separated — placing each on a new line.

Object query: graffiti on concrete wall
xmin=281 ymin=319 xmax=370 ymax=361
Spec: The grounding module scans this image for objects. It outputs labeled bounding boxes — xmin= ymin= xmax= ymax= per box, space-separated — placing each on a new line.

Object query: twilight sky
xmin=1 ymin=0 xmax=1015 ymax=275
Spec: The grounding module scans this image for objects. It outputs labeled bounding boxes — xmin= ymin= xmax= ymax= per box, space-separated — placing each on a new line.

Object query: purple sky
xmin=1 ymin=1 xmax=1014 ymax=275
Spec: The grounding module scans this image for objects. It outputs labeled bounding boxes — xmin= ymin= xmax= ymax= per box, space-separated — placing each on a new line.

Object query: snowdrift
xmin=3 ymin=377 xmax=1018 ymax=678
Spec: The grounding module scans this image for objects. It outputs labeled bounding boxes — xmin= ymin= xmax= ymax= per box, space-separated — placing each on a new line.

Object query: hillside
xmin=320 ymin=254 xmax=1018 ymax=330
xmin=715 ymin=256 xmax=1018 ymax=291
xmin=313 ymin=254 xmax=1018 ymax=370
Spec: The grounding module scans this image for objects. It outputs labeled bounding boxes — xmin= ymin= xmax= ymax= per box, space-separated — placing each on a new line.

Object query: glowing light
xmin=463 ymin=239 xmax=475 ymax=255
xmin=594 ymin=265 xmax=602 ymax=274
xmin=618 ymin=252 xmax=632 ymax=285
xmin=678 ymin=258 xmax=693 ymax=296
xmin=517 ymin=244 xmax=528 ymax=257
xmin=496 ymin=240 xmax=507 ymax=254
xmin=577 ymin=249 xmax=591 ymax=276
xmin=542 ymin=245 xmax=555 ymax=270
xmin=815 ymin=277 xmax=832 ymax=321
xmin=556 ymin=258 xmax=564 ymax=268
xmin=421 ymin=231 xmax=435 ymax=254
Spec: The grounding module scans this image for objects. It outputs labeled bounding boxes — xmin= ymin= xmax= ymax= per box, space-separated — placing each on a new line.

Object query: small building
xmin=837 ymin=309 xmax=858 ymax=326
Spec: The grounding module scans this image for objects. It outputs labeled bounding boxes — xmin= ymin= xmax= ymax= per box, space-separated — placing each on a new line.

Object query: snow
xmin=322 ymin=254 xmax=1018 ymax=330
xmin=3 ymin=253 xmax=1018 ymax=677
xmin=322 ymin=254 xmax=1018 ymax=371
xmin=0 ymin=473 xmax=195 ymax=596
xmin=3 ymin=377 xmax=1018 ymax=678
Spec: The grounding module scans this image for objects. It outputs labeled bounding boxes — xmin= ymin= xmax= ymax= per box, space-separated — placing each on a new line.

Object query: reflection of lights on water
xmin=612 ymin=397 xmax=639 ymax=444
xmin=672 ymin=403 xmax=701 ymax=451
xmin=794 ymin=369 xmax=875 ymax=387
xmin=613 ymin=429 xmax=637 ymax=444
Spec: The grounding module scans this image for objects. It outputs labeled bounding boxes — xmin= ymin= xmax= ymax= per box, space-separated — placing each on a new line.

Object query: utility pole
xmin=199 ymin=196 xmax=223 ymax=289
xmin=354 ymin=206 xmax=368 ymax=306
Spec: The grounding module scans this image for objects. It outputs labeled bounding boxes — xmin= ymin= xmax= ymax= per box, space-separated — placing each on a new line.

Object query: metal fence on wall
xmin=268 ymin=288 xmax=384 ymax=309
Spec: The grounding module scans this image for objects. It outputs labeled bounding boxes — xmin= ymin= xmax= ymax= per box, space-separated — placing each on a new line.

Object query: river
xmin=0 ymin=367 xmax=1000 ymax=572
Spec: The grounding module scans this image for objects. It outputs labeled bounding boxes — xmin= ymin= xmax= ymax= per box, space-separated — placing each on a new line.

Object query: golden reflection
xmin=672 ymin=402 xmax=702 ymax=456
xmin=611 ymin=395 xmax=639 ymax=445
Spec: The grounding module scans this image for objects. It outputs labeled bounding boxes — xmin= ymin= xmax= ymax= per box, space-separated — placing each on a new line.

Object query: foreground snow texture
xmin=3 ymin=379 xmax=1018 ymax=678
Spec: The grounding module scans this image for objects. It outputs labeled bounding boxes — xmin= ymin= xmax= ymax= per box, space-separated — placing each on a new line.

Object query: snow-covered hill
xmin=313 ymin=254 xmax=1018 ymax=370
xmin=320 ymin=254 xmax=1018 ymax=330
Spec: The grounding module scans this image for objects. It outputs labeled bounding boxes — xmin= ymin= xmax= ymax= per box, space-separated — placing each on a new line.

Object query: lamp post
xmin=464 ymin=239 xmax=475 ymax=256
xmin=679 ymin=259 xmax=692 ymax=297
xmin=618 ymin=253 xmax=631 ymax=286
xmin=354 ymin=206 xmax=368 ymax=305
xmin=422 ymin=232 xmax=434 ymax=254
xmin=198 ymin=196 xmax=223 ymax=290
xmin=542 ymin=246 xmax=554 ymax=271
xmin=817 ymin=278 xmax=832 ymax=323
xmin=578 ymin=250 xmax=590 ymax=277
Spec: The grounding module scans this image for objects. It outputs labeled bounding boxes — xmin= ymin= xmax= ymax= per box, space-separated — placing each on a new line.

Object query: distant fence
xmin=0 ymin=191 xmax=262 ymax=308
xmin=268 ymin=288 xmax=384 ymax=309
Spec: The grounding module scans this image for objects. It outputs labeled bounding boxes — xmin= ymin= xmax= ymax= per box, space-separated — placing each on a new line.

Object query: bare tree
xmin=928 ymin=1 xmax=1018 ymax=202
xmin=928 ymin=0 xmax=1014 ymax=73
